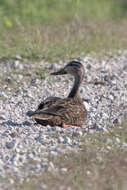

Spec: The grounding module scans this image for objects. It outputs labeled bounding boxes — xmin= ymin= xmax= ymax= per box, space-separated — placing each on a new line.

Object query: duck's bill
xmin=50 ymin=68 xmax=67 ymax=75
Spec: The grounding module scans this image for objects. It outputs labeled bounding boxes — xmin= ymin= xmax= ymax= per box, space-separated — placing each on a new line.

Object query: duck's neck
xmin=68 ymin=74 xmax=82 ymax=98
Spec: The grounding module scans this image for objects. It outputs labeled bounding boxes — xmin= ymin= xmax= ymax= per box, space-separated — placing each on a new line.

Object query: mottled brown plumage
xmin=37 ymin=97 xmax=61 ymax=110
xmin=31 ymin=61 xmax=87 ymax=127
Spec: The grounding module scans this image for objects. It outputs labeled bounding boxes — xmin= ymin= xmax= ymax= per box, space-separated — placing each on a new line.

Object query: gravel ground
xmin=0 ymin=50 xmax=127 ymax=188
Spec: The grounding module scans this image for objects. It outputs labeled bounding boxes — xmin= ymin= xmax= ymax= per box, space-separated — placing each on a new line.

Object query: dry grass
xmin=13 ymin=121 xmax=127 ymax=190
xmin=1 ymin=20 xmax=127 ymax=62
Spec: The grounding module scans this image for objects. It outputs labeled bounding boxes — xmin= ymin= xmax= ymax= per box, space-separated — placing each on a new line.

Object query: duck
xmin=30 ymin=61 xmax=87 ymax=128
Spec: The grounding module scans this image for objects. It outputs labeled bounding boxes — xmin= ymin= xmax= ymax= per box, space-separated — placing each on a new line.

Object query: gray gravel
xmin=0 ymin=50 xmax=127 ymax=188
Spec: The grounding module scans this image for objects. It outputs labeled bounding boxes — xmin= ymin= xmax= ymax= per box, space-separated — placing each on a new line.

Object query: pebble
xmin=48 ymin=162 xmax=55 ymax=172
xmin=15 ymin=55 xmax=22 ymax=60
xmin=48 ymin=64 xmax=56 ymax=70
xmin=9 ymin=178 xmax=15 ymax=185
xmin=0 ymin=115 xmax=5 ymax=120
xmin=120 ymin=142 xmax=127 ymax=147
xmin=114 ymin=137 xmax=120 ymax=144
xmin=58 ymin=136 xmax=64 ymax=143
xmin=0 ymin=92 xmax=5 ymax=97
xmin=83 ymin=101 xmax=90 ymax=111
xmin=113 ymin=118 xmax=119 ymax=124
xmin=13 ymin=61 xmax=23 ymax=70
xmin=9 ymin=132 xmax=17 ymax=138
xmin=18 ymin=74 xmax=23 ymax=80
xmin=102 ymin=138 xmax=112 ymax=144
xmin=5 ymin=140 xmax=15 ymax=149
xmin=72 ymin=130 xmax=83 ymax=137
xmin=61 ymin=168 xmax=68 ymax=172
xmin=63 ymin=136 xmax=72 ymax=144
xmin=40 ymin=184 xmax=48 ymax=190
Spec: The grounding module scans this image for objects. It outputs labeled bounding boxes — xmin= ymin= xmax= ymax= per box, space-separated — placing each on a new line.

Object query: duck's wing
xmin=37 ymin=97 xmax=62 ymax=110
xmin=31 ymin=98 xmax=69 ymax=118
xmin=31 ymin=104 xmax=64 ymax=117
xmin=31 ymin=104 xmax=65 ymax=127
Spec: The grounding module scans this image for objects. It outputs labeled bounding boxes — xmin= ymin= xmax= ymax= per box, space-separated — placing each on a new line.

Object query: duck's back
xmin=32 ymin=97 xmax=87 ymax=127
xmin=37 ymin=97 xmax=62 ymax=110
xmin=57 ymin=98 xmax=87 ymax=126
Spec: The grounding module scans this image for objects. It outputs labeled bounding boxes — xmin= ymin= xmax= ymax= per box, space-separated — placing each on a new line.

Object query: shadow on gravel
xmin=0 ymin=120 xmax=33 ymax=127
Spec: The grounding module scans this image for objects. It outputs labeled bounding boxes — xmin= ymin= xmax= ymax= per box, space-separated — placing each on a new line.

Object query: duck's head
xmin=51 ymin=61 xmax=84 ymax=77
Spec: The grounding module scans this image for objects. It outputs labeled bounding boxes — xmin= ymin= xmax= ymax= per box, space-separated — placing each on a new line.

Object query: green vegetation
xmin=0 ymin=0 xmax=127 ymax=61
xmin=14 ymin=121 xmax=127 ymax=190
xmin=0 ymin=0 xmax=127 ymax=28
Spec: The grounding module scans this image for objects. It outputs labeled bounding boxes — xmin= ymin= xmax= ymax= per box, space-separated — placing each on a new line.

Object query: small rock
xmin=31 ymin=78 xmax=37 ymax=85
xmin=86 ymin=170 xmax=91 ymax=175
xmin=0 ymin=92 xmax=5 ymax=97
xmin=63 ymin=136 xmax=72 ymax=144
xmin=51 ymin=126 xmax=57 ymax=131
xmin=18 ymin=74 xmax=23 ymax=80
xmin=5 ymin=77 xmax=12 ymax=84
xmin=80 ymin=88 xmax=84 ymax=93
xmin=120 ymin=142 xmax=127 ymax=147
xmin=0 ymin=115 xmax=5 ymax=120
xmin=104 ymin=75 xmax=110 ymax=81
xmin=102 ymin=138 xmax=111 ymax=143
xmin=72 ymin=130 xmax=83 ymax=137
xmin=61 ymin=168 xmax=68 ymax=172
xmin=109 ymin=94 xmax=114 ymax=101
xmin=58 ymin=137 xmax=64 ymax=143
xmin=102 ymin=138 xmax=107 ymax=143
xmin=114 ymin=137 xmax=120 ymax=144
xmin=57 ymin=76 xmax=62 ymax=81
xmin=60 ymin=185 xmax=66 ymax=190
xmin=48 ymin=162 xmax=55 ymax=172
xmin=48 ymin=64 xmax=56 ymax=70
xmin=83 ymin=101 xmax=90 ymax=111
xmin=27 ymin=153 xmax=35 ymax=161
xmin=26 ymin=110 xmax=34 ymax=117
xmin=50 ymin=151 xmax=58 ymax=156
xmin=9 ymin=178 xmax=15 ymax=185
xmin=106 ymin=146 xmax=112 ymax=150
xmin=23 ymin=121 xmax=31 ymax=126
xmin=9 ymin=132 xmax=16 ymax=138
xmin=35 ymin=134 xmax=43 ymax=143
xmin=103 ymin=113 xmax=109 ymax=119
xmin=13 ymin=60 xmax=23 ymax=70
xmin=40 ymin=184 xmax=48 ymax=190
xmin=67 ymin=187 xmax=72 ymax=190
xmin=5 ymin=140 xmax=15 ymax=149
xmin=15 ymin=55 xmax=22 ymax=60
xmin=86 ymin=64 xmax=92 ymax=70
xmin=113 ymin=118 xmax=119 ymax=124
